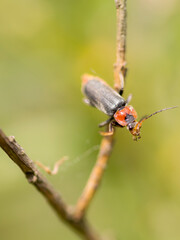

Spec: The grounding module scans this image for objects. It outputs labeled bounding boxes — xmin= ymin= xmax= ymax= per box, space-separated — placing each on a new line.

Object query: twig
xmin=74 ymin=136 xmax=114 ymax=219
xmin=74 ymin=0 xmax=127 ymax=220
xmin=36 ymin=156 xmax=68 ymax=175
xmin=0 ymin=129 xmax=100 ymax=240
xmin=114 ymin=0 xmax=127 ymax=93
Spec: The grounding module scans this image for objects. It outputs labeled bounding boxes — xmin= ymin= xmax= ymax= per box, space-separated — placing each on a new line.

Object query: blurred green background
xmin=0 ymin=0 xmax=180 ymax=239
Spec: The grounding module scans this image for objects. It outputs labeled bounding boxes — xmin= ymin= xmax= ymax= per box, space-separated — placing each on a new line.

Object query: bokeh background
xmin=0 ymin=0 xmax=180 ymax=239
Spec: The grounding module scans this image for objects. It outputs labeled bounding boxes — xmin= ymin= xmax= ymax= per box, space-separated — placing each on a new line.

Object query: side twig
xmin=35 ymin=156 xmax=68 ymax=175
xmin=0 ymin=129 xmax=100 ymax=240
xmin=74 ymin=0 xmax=127 ymax=220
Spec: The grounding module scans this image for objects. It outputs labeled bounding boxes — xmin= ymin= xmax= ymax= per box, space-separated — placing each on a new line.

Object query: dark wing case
xmin=82 ymin=79 xmax=125 ymax=116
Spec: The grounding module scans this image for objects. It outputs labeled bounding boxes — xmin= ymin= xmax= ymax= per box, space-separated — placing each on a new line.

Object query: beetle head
xmin=127 ymin=121 xmax=142 ymax=141
xmin=114 ymin=106 xmax=177 ymax=141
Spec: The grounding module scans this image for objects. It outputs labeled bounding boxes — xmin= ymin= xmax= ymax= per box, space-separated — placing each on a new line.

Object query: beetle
xmin=82 ymin=74 xmax=177 ymax=140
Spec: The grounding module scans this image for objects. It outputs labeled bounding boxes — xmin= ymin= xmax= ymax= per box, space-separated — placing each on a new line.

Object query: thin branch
xmin=0 ymin=129 xmax=100 ymax=240
xmin=114 ymin=0 xmax=127 ymax=93
xmin=74 ymin=136 xmax=114 ymax=219
xmin=74 ymin=0 xmax=127 ymax=220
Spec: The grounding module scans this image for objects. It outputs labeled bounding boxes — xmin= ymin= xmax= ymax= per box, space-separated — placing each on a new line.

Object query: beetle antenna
xmin=139 ymin=106 xmax=178 ymax=123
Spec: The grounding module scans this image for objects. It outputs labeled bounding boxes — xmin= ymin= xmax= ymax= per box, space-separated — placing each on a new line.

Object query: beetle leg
xmin=111 ymin=120 xmax=123 ymax=127
xmin=126 ymin=94 xmax=132 ymax=105
xmin=119 ymin=88 xmax=124 ymax=96
xmin=99 ymin=116 xmax=113 ymax=127
xmin=99 ymin=122 xmax=114 ymax=136
xmin=115 ymin=62 xmax=127 ymax=96
xmin=83 ymin=98 xmax=95 ymax=107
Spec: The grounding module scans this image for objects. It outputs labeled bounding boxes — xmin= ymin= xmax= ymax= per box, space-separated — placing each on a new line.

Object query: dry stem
xmin=74 ymin=0 xmax=127 ymax=220
xmin=114 ymin=0 xmax=127 ymax=93
xmin=74 ymin=136 xmax=114 ymax=219
xmin=0 ymin=129 xmax=99 ymax=240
